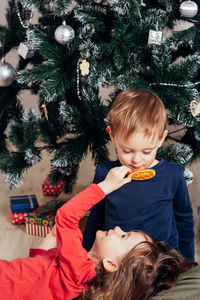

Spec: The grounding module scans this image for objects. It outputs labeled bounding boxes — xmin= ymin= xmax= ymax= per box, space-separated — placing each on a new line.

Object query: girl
xmin=0 ymin=166 xmax=198 ymax=300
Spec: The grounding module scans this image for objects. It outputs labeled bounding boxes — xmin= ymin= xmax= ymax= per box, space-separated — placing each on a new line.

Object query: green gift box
xmin=25 ymin=199 xmax=67 ymax=237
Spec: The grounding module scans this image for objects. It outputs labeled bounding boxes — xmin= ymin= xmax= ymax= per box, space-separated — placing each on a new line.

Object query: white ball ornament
xmin=54 ymin=21 xmax=75 ymax=45
xmin=0 ymin=59 xmax=16 ymax=87
xmin=179 ymin=1 xmax=198 ymax=18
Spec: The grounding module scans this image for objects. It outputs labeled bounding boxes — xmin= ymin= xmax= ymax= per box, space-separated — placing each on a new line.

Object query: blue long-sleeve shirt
xmin=83 ymin=159 xmax=194 ymax=261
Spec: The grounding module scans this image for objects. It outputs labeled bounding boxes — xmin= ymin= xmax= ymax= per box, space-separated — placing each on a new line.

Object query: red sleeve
xmin=56 ymin=184 xmax=105 ymax=285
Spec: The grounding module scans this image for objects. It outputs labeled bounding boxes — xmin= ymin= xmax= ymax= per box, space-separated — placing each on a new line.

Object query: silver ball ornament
xmin=54 ymin=21 xmax=75 ymax=45
xmin=0 ymin=60 xmax=16 ymax=87
xmin=179 ymin=1 xmax=198 ymax=18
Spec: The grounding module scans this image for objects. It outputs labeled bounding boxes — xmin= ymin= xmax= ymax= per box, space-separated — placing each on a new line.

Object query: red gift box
xmin=25 ymin=199 xmax=66 ymax=237
xmin=9 ymin=205 xmax=29 ymax=225
xmin=42 ymin=177 xmax=63 ymax=196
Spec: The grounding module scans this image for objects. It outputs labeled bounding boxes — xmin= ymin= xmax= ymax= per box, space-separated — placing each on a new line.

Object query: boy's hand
xmin=97 ymin=166 xmax=132 ymax=195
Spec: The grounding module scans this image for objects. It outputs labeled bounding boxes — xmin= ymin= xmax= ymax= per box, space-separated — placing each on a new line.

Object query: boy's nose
xmin=131 ymin=153 xmax=141 ymax=163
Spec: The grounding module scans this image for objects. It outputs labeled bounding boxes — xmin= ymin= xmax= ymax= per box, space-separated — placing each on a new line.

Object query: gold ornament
xmin=79 ymin=58 xmax=90 ymax=76
xmin=190 ymin=100 xmax=200 ymax=116
xmin=41 ymin=103 xmax=48 ymax=120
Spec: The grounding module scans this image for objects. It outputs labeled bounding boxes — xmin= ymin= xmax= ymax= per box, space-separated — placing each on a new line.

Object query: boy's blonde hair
xmin=107 ymin=89 xmax=167 ymax=140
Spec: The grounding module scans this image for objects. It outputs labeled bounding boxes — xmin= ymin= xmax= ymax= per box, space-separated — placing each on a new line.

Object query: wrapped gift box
xmin=42 ymin=177 xmax=63 ymax=196
xmin=9 ymin=206 xmax=29 ymax=225
xmin=25 ymin=199 xmax=66 ymax=237
xmin=10 ymin=194 xmax=39 ymax=213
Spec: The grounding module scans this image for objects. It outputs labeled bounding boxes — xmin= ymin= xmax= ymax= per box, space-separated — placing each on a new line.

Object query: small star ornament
xmin=148 ymin=29 xmax=163 ymax=45
xmin=79 ymin=58 xmax=90 ymax=76
xmin=190 ymin=100 xmax=200 ymax=116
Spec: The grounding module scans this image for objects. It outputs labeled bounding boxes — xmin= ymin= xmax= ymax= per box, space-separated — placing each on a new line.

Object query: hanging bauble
xmin=54 ymin=21 xmax=75 ymax=45
xmin=179 ymin=1 xmax=198 ymax=18
xmin=0 ymin=59 xmax=16 ymax=87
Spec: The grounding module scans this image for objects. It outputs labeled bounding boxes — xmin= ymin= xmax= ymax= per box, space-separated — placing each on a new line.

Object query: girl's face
xmin=109 ymin=129 xmax=167 ymax=171
xmin=91 ymin=226 xmax=148 ymax=263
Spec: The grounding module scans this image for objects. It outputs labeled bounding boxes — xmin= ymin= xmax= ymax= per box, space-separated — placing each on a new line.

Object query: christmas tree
xmin=0 ymin=0 xmax=200 ymax=191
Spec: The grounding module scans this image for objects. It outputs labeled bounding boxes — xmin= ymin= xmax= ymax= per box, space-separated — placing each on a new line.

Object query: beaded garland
xmin=15 ymin=0 xmax=34 ymax=29
xmin=150 ymin=81 xmax=200 ymax=87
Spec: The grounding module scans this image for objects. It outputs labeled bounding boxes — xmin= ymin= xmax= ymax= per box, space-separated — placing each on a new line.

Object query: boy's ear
xmin=103 ymin=258 xmax=118 ymax=272
xmin=106 ymin=126 xmax=115 ymax=144
xmin=158 ymin=129 xmax=168 ymax=147
xmin=163 ymin=129 xmax=168 ymax=141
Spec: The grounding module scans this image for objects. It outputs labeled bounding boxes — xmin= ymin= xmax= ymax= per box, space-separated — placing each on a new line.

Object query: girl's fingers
xmin=123 ymin=173 xmax=132 ymax=183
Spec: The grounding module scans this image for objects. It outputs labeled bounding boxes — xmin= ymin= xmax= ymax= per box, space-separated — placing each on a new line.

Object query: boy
xmin=83 ymin=89 xmax=194 ymax=261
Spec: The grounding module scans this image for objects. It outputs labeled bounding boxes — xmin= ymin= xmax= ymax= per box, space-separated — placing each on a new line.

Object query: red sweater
xmin=0 ymin=184 xmax=105 ymax=300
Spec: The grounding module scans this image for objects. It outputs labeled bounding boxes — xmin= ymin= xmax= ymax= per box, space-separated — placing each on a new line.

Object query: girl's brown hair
xmin=81 ymin=238 xmax=197 ymax=300
xmin=107 ymin=89 xmax=167 ymax=140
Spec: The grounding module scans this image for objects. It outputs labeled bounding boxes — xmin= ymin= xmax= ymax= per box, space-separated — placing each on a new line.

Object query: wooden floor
xmin=0 ymin=153 xmax=200 ymax=261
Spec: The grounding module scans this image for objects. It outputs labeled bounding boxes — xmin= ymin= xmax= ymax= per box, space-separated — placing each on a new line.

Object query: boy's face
xmin=108 ymin=127 xmax=167 ymax=171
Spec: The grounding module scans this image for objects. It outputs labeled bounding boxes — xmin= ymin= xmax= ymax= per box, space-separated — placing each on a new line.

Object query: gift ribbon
xmin=34 ymin=201 xmax=65 ymax=216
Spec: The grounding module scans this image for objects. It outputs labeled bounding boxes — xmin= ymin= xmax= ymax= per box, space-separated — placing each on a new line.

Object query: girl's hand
xmin=97 ymin=166 xmax=132 ymax=195
xmin=38 ymin=226 xmax=57 ymax=250
xmin=51 ymin=225 xmax=56 ymax=237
